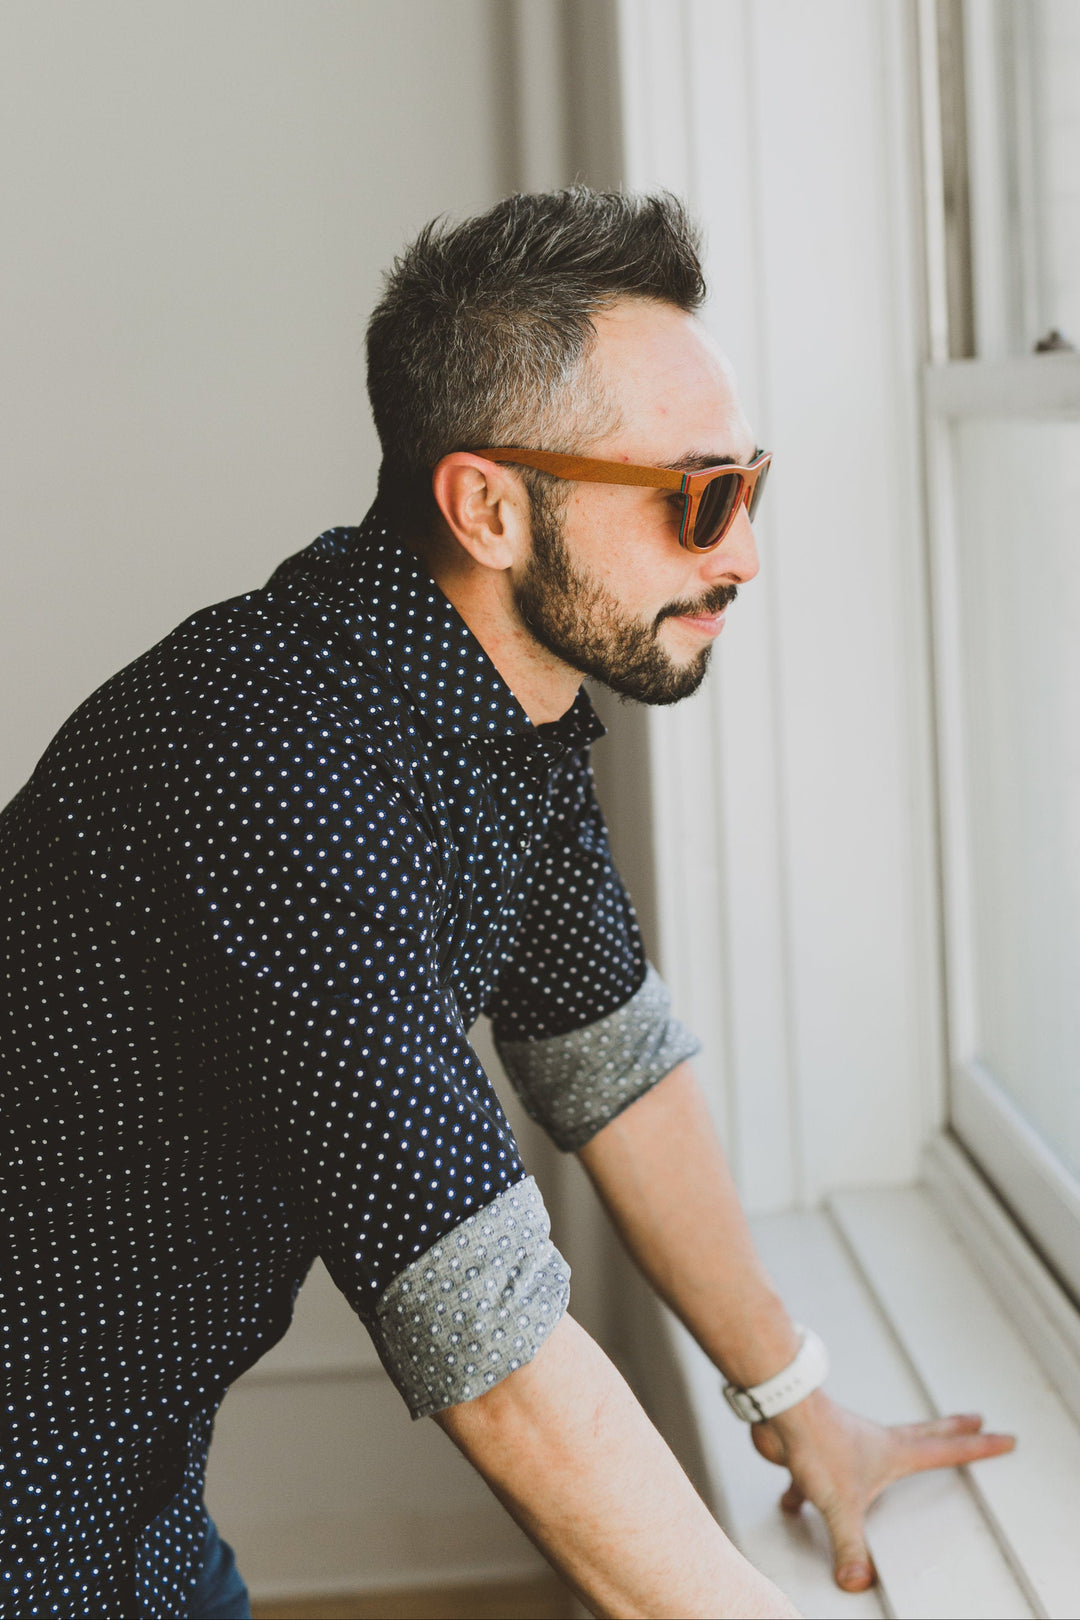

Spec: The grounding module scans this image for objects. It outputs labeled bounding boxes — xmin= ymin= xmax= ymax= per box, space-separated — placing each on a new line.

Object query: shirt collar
xmin=268 ymin=505 xmax=605 ymax=750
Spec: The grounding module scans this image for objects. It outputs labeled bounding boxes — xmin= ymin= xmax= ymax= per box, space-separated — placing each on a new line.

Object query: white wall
xmin=0 ymin=0 xmax=561 ymax=1599
xmin=0 ymin=0 xmax=514 ymax=803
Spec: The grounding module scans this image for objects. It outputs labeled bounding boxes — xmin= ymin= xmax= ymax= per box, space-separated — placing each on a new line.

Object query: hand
xmin=750 ymin=1390 xmax=1015 ymax=1592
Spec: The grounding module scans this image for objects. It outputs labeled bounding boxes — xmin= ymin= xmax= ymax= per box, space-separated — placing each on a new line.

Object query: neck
xmin=416 ymin=541 xmax=582 ymax=726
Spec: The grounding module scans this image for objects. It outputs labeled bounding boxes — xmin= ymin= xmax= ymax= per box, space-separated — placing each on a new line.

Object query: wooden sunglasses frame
xmin=473 ymin=447 xmax=772 ymax=553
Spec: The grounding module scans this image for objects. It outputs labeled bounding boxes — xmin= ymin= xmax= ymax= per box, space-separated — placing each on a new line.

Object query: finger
xmin=819 ymin=1498 xmax=875 ymax=1593
xmin=893 ymin=1428 xmax=1016 ymax=1478
xmin=836 ymin=1558 xmax=876 ymax=1594
xmin=894 ymin=1412 xmax=986 ymax=1441
xmin=780 ymin=1481 xmax=805 ymax=1515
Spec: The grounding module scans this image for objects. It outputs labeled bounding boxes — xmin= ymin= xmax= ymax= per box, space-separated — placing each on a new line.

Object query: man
xmin=1 ymin=190 xmax=1011 ymax=1619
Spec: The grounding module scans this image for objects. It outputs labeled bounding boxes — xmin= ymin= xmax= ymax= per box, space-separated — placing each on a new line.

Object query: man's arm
xmin=435 ymin=1311 xmax=800 ymax=1620
xmin=577 ymin=1061 xmax=1016 ymax=1593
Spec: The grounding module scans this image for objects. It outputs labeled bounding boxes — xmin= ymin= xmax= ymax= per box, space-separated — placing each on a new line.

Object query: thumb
xmin=820 ymin=1496 xmax=875 ymax=1592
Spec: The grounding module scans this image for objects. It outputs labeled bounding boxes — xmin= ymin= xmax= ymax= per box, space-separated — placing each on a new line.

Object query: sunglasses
xmin=475 ymin=447 xmax=772 ymax=553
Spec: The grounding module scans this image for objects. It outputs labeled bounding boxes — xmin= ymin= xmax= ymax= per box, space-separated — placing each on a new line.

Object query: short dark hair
xmin=365 ymin=187 xmax=707 ymax=535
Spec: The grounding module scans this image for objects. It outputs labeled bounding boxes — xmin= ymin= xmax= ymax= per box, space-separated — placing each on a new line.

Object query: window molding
xmin=921 ymin=348 xmax=1080 ymax=1327
xmin=943 ymin=1075 xmax=1080 ymax=1326
xmin=924 ymin=350 xmax=1080 ymax=414
xmin=923 ymin=1131 xmax=1080 ymax=1426
xmin=831 ymin=1176 xmax=1080 ymax=1620
xmin=631 ymin=1179 xmax=1080 ymax=1618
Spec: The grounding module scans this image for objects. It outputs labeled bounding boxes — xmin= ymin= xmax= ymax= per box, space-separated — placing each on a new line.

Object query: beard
xmin=512 ymin=483 xmax=738 ymax=706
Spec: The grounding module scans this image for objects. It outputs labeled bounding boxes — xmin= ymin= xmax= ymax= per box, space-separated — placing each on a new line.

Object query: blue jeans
xmin=189 ymin=1516 xmax=251 ymax=1619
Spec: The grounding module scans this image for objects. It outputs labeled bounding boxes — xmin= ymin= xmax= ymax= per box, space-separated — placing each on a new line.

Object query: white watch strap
xmin=722 ymin=1326 xmax=829 ymax=1422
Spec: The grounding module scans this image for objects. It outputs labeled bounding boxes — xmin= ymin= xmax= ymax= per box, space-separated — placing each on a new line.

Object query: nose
xmin=699 ymin=505 xmax=760 ymax=584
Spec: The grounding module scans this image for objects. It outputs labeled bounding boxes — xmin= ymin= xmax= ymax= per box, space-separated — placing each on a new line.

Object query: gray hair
xmin=365 ymin=187 xmax=707 ymax=535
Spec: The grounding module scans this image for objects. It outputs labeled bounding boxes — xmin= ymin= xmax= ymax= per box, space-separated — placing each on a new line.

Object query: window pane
xmin=1025 ymin=2 xmax=1080 ymax=347
xmin=952 ymin=417 xmax=1080 ymax=1177
xmin=961 ymin=0 xmax=1080 ymax=354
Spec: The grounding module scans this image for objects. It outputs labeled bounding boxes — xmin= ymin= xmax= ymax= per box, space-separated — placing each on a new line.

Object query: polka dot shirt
xmin=0 ymin=506 xmax=698 ymax=1617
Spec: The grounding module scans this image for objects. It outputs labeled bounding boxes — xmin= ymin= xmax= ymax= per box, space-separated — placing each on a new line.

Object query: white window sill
xmin=646 ymin=1135 xmax=1080 ymax=1619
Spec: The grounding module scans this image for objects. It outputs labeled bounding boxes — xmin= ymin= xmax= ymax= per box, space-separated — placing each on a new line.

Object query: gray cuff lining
xmin=495 ymin=963 xmax=702 ymax=1152
xmin=373 ymin=1176 xmax=570 ymax=1419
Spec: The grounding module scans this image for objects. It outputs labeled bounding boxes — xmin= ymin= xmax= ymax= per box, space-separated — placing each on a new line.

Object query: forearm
xmin=435 ymin=1313 xmax=799 ymax=1620
xmin=574 ymin=1061 xmax=1016 ymax=1597
xmin=578 ymin=1061 xmax=800 ymax=1388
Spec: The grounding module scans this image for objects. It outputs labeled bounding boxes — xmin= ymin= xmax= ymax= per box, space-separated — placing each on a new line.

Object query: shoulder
xmin=23 ymin=585 xmax=437 ymax=884
xmin=42 ymin=573 xmax=416 ymax=771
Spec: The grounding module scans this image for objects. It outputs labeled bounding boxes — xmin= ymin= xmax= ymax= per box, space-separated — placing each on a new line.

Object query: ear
xmin=430 ymin=453 xmax=530 ymax=571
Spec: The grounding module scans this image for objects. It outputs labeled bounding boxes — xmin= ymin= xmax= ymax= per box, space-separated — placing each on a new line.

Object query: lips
xmin=658 ymin=585 xmax=738 ymax=627
xmin=675 ymin=609 xmax=727 ymax=636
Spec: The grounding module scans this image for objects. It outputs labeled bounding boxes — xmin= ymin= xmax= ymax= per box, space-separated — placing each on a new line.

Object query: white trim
xmin=831 ymin=1185 xmax=1080 ymax=1620
xmin=963 ymin=0 xmax=1016 ymax=358
xmin=229 ymin=1255 xmax=382 ymax=1382
xmin=236 ymin=1557 xmax=551 ymax=1608
xmin=923 ymin=1131 xmax=1080 ymax=1427
xmin=924 ymin=352 xmax=1080 ymax=415
xmin=205 ymin=1367 xmax=551 ymax=1603
xmin=921 ymin=407 xmax=980 ymax=1064
xmin=917 ymin=46 xmax=1080 ymax=1433
xmin=916 ymin=0 xmax=952 ymax=363
xmin=950 ymin=1061 xmax=1080 ymax=1307
xmin=1001 ymin=0 xmax=1044 ymax=349
xmin=882 ymin=0 xmax=954 ymax=1153
xmin=645 ymin=1202 xmax=1040 ymax=1618
xmin=234 ymin=1361 xmax=384 ymax=1390
xmin=921 ymin=385 xmax=1080 ymax=1402
xmin=638 ymin=1188 xmax=1080 ymax=1616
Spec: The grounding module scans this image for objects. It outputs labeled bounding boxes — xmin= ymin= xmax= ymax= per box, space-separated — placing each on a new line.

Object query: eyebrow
xmin=668 ymin=447 xmax=764 ymax=472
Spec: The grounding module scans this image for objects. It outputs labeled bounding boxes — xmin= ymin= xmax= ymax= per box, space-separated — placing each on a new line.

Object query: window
xmin=920 ymin=0 xmax=1080 ymax=1299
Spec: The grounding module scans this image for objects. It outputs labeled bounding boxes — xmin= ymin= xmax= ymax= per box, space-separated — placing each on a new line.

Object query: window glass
xmin=966 ymin=0 xmax=1080 ymax=354
xmin=1024 ymin=0 xmax=1080 ymax=349
xmin=951 ymin=416 xmax=1080 ymax=1177
xmin=1032 ymin=4 xmax=1080 ymax=346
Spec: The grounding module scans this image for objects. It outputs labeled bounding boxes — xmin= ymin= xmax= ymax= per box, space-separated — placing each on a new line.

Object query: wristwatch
xmin=722 ymin=1326 xmax=829 ymax=1422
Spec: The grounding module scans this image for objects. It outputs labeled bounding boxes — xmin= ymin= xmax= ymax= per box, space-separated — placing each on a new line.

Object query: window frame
xmin=918 ymin=0 xmax=1080 ymax=1304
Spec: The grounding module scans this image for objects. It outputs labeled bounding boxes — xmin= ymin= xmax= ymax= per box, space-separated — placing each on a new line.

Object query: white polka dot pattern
xmin=374 ymin=1175 xmax=569 ymax=1419
xmin=497 ymin=965 xmax=700 ymax=1151
xmin=1 ymin=505 xmax=694 ymax=1615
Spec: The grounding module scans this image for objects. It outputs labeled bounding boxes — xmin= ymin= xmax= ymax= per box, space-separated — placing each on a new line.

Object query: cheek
xmin=564 ymin=483 xmax=631 ymax=547
xmin=566 ymin=489 xmax=684 ymax=604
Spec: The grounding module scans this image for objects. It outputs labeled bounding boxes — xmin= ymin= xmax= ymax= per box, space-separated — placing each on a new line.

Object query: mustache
xmin=654 ymin=583 xmax=739 ymax=628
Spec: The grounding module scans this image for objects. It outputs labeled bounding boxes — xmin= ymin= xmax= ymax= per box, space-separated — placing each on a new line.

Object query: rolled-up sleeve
xmin=496 ymin=964 xmax=699 ymax=1151
xmin=372 ymin=1174 xmax=570 ymax=1417
xmin=487 ymin=762 xmax=700 ymax=1151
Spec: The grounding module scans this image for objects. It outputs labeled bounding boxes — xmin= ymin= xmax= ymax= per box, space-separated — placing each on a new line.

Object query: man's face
xmin=511 ymin=299 xmax=761 ymax=705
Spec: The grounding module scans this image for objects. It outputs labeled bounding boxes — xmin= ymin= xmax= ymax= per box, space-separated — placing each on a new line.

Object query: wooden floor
xmin=251 ymin=1574 xmax=577 ymax=1619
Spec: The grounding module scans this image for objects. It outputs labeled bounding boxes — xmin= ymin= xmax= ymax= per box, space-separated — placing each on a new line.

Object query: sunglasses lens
xmin=747 ymin=458 xmax=770 ymax=521
xmin=692 ymin=472 xmax=743 ymax=549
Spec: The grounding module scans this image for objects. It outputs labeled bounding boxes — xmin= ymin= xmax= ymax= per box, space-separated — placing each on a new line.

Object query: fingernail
xmin=839 ymin=1564 xmax=870 ymax=1588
